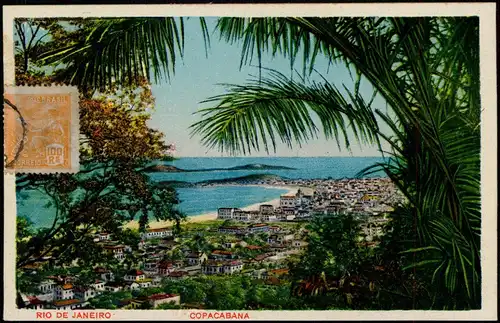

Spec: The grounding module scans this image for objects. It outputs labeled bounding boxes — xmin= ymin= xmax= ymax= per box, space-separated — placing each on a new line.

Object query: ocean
xmin=17 ymin=157 xmax=385 ymax=227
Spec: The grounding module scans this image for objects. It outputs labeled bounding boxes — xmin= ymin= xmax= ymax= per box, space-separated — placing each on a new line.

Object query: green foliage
xmin=13 ymin=18 xmax=185 ymax=270
xmin=38 ymin=17 xmax=210 ymax=91
xmin=191 ymin=17 xmax=481 ymax=309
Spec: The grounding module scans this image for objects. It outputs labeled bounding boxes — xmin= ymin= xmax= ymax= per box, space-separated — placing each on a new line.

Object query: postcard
xmin=2 ymin=3 xmax=497 ymax=321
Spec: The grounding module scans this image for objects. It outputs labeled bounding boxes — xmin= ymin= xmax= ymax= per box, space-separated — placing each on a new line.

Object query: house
xmin=280 ymin=194 xmax=296 ymax=207
xmin=130 ymin=294 xmax=181 ymax=309
xmin=94 ymin=267 xmax=115 ymax=282
xmin=262 ymin=214 xmax=278 ymax=222
xmin=167 ymin=271 xmax=190 ymax=280
xmin=54 ymin=284 xmax=74 ymax=300
xmin=143 ymin=261 xmax=159 ymax=275
xmin=218 ymin=226 xmax=247 ymax=235
xmin=202 ymin=260 xmax=243 ymax=275
xmin=268 ymin=233 xmax=294 ymax=244
xmin=159 ymin=238 xmax=178 ymax=249
xmin=182 ymin=264 xmax=202 ymax=276
xmin=186 ymin=252 xmax=208 ymax=266
xmin=148 ymin=293 xmax=181 ymax=308
xmin=217 ymin=208 xmax=240 ymax=220
xmin=157 ymin=261 xmax=175 ymax=276
xmin=103 ymin=244 xmax=126 ymax=260
xmin=268 ymin=244 xmax=288 ymax=253
xmin=37 ymin=280 xmax=56 ymax=296
xmin=94 ymin=232 xmax=112 ymax=242
xmin=129 ymin=297 xmax=150 ymax=309
xmin=268 ymin=226 xmax=281 ymax=232
xmin=73 ymin=286 xmax=98 ymax=301
xmin=141 ymin=227 xmax=173 ymax=240
xmin=222 ymin=241 xmax=237 ymax=249
xmin=235 ymin=240 xmax=248 ymax=247
xmin=104 ymin=281 xmax=124 ymax=293
xmin=124 ymin=281 xmax=140 ymax=291
xmin=92 ymin=280 xmax=106 ymax=292
xmin=210 ymin=250 xmax=234 ymax=260
xmin=26 ymin=297 xmax=48 ymax=310
xmin=137 ymin=278 xmax=153 ymax=289
xmin=282 ymin=207 xmax=296 ymax=216
xmin=248 ymin=223 xmax=269 ymax=233
xmin=151 ymin=276 xmax=163 ymax=287
xmin=51 ymin=299 xmax=87 ymax=310
xmin=245 ymin=245 xmax=262 ymax=251
xmin=259 ymin=204 xmax=274 ymax=215
xmin=233 ymin=210 xmax=255 ymax=222
xmin=292 ymin=240 xmax=309 ymax=249
xmin=297 ymin=209 xmax=311 ymax=218
xmin=123 ymin=269 xmax=146 ymax=282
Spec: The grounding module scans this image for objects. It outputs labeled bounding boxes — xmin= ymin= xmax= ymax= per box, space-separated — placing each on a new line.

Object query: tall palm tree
xmin=190 ymin=17 xmax=480 ymax=309
xmin=34 ymin=16 xmax=480 ymax=309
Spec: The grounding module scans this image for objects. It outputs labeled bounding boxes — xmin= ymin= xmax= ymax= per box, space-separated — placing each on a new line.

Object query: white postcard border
xmin=3 ymin=3 xmax=497 ymax=321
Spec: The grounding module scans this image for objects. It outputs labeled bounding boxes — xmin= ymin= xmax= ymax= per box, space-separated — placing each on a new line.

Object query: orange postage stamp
xmin=3 ymin=86 xmax=79 ymax=173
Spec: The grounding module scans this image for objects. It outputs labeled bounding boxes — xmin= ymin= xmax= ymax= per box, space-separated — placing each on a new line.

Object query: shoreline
xmin=125 ymin=185 xmax=300 ymax=229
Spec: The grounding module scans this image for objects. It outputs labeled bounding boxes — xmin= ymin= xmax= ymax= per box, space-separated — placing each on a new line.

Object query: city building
xmin=259 ymin=204 xmax=274 ymax=215
xmin=217 ymin=208 xmax=241 ymax=220
xmin=148 ymin=293 xmax=181 ymax=308
xmin=202 ymin=260 xmax=243 ymax=275
xmin=54 ymin=284 xmax=74 ymax=301
xmin=103 ymin=244 xmax=126 ymax=260
xmin=51 ymin=299 xmax=87 ymax=310
xmin=186 ymin=252 xmax=208 ymax=266
xmin=123 ymin=269 xmax=146 ymax=282
xmin=141 ymin=227 xmax=173 ymax=240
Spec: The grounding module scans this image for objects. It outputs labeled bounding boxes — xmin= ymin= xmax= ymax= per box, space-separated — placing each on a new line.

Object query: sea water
xmin=17 ymin=157 xmax=385 ymax=227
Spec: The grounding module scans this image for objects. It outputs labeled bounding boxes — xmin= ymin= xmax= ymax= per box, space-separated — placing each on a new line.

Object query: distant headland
xmin=145 ymin=163 xmax=295 ymax=173
xmin=157 ymin=173 xmax=284 ymax=188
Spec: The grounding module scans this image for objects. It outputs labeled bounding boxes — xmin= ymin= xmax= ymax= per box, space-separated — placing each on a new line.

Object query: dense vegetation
xmin=13 ymin=16 xmax=480 ymax=310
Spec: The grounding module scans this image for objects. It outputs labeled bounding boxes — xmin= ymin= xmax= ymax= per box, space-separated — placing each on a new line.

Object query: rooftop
xmin=168 ymin=271 xmax=189 ymax=277
xmin=126 ymin=269 xmax=145 ymax=276
xmin=212 ymin=250 xmax=233 ymax=255
xmin=146 ymin=227 xmax=172 ymax=233
xmin=149 ymin=293 xmax=179 ymax=300
xmin=53 ymin=299 xmax=81 ymax=307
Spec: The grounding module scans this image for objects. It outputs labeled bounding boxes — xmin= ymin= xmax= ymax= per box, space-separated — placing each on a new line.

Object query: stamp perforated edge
xmin=3 ymin=85 xmax=80 ymax=174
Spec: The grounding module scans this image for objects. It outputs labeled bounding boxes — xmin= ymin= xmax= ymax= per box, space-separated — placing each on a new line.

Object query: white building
xmin=202 ymin=260 xmax=243 ymax=275
xmin=74 ymin=286 xmax=98 ymax=302
xmin=141 ymin=227 xmax=173 ymax=240
xmin=51 ymin=299 xmax=87 ymax=310
xmin=186 ymin=252 xmax=208 ymax=266
xmin=217 ymin=208 xmax=241 ymax=220
xmin=280 ymin=195 xmax=296 ymax=207
xmin=104 ymin=282 xmax=124 ymax=293
xmin=124 ymin=269 xmax=146 ymax=282
xmin=54 ymin=284 xmax=74 ymax=301
xmin=94 ymin=232 xmax=112 ymax=242
xmin=103 ymin=245 xmax=126 ymax=260
xmin=148 ymin=293 xmax=181 ymax=308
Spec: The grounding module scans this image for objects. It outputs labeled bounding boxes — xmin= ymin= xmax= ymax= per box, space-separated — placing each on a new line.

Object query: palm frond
xmin=190 ymin=69 xmax=380 ymax=155
xmin=40 ymin=17 xmax=209 ymax=90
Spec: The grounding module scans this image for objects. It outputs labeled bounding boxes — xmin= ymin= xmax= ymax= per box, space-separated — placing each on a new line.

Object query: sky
xmin=148 ymin=17 xmax=390 ymax=158
xmin=16 ymin=17 xmax=390 ymax=158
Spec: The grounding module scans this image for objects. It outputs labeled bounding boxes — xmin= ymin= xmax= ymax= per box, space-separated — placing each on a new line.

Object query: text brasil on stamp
xmin=4 ymin=86 xmax=79 ymax=173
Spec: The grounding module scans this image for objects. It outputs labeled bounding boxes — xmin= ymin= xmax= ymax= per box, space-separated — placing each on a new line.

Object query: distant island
xmin=145 ymin=163 xmax=295 ymax=173
xmin=157 ymin=174 xmax=284 ymax=188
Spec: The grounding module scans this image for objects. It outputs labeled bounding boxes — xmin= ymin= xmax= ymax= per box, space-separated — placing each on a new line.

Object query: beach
xmin=125 ymin=185 xmax=299 ymax=229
